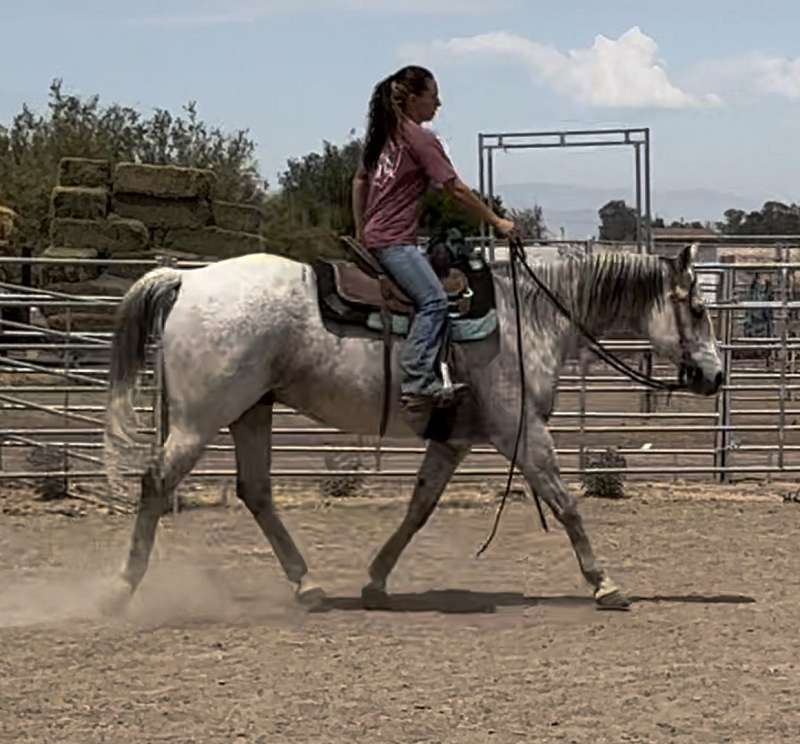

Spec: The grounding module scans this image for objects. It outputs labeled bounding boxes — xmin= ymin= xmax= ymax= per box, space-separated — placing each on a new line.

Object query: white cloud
xmin=404 ymin=27 xmax=721 ymax=109
xmin=756 ymin=56 xmax=800 ymax=98
xmin=135 ymin=0 xmax=498 ymax=26
xmin=690 ymin=52 xmax=800 ymax=103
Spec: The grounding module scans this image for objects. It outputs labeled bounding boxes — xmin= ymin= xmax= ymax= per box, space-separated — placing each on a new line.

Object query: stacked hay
xmin=0 ymin=205 xmax=16 ymax=241
xmin=39 ymin=159 xmax=270 ymax=332
xmin=41 ymin=158 xmax=149 ymax=332
xmin=112 ymin=163 xmax=267 ymax=260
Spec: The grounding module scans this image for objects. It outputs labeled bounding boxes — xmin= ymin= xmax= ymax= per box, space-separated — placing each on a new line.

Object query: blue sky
xmin=2 ymin=1 xmax=799 ymax=219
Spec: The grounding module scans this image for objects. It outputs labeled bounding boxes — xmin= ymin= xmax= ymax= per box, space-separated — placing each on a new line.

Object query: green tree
xmin=718 ymin=201 xmax=800 ymax=235
xmin=509 ymin=205 xmax=547 ymax=240
xmin=719 ymin=208 xmax=746 ymax=234
xmin=598 ymin=199 xmax=638 ymax=241
xmin=0 ymin=79 xmax=267 ymax=249
xmin=278 ymin=139 xmax=363 ymax=234
xmin=419 ymin=187 xmax=506 ymax=237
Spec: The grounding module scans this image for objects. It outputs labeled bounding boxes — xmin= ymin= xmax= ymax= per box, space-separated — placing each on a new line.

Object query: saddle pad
xmin=366 ymin=309 xmax=498 ymax=342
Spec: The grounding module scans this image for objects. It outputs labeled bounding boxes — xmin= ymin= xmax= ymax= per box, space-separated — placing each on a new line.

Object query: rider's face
xmin=407 ymin=78 xmax=441 ymax=124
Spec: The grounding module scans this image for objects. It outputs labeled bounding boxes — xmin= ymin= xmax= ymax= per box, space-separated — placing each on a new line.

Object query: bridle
xmin=510 ymin=238 xmax=695 ymax=394
xmin=668 ymin=275 xmax=703 ymax=389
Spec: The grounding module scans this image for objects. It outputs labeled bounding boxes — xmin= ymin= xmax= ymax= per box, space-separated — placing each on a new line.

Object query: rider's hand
xmin=493 ymin=217 xmax=516 ymax=237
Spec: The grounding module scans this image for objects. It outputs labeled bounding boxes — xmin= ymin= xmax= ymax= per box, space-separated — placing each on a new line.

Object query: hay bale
xmin=36 ymin=246 xmax=102 ymax=286
xmin=51 ymin=186 xmax=108 ymax=220
xmin=0 ymin=205 xmax=17 ymax=241
xmin=50 ymin=218 xmax=109 ymax=252
xmin=162 ymin=226 xmax=267 ymax=257
xmin=104 ymin=216 xmax=150 ymax=254
xmin=111 ymin=194 xmax=211 ymax=229
xmin=581 ymin=447 xmax=628 ymax=499
xmin=113 ymin=163 xmax=216 ymax=199
xmin=212 ymin=201 xmax=263 ymax=234
xmin=50 ymin=217 xmax=150 ymax=255
xmin=57 ymin=157 xmax=111 ymax=188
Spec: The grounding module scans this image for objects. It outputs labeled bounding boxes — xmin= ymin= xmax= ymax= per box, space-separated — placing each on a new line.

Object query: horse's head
xmin=645 ymin=243 xmax=724 ymax=396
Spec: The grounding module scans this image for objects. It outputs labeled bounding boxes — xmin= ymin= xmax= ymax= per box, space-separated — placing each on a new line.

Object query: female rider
xmin=352 ymin=65 xmax=515 ymax=409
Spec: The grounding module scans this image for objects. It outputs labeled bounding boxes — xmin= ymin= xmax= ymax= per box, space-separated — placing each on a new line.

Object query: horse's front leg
xmin=491 ymin=418 xmax=631 ymax=610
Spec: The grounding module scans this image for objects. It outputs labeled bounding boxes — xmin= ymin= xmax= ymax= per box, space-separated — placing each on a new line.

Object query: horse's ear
xmin=676 ymin=243 xmax=698 ymax=273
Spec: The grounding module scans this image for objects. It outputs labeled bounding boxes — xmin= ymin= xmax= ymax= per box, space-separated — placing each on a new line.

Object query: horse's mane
xmin=494 ymin=251 xmax=668 ymax=330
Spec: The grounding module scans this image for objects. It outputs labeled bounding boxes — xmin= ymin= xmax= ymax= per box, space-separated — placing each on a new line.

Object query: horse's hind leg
xmin=102 ymin=427 xmax=208 ymax=613
xmin=362 ymin=439 xmax=470 ymax=607
xmin=229 ymin=399 xmax=324 ymax=609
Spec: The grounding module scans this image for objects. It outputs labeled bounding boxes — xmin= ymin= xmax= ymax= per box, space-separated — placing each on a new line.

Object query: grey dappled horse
xmin=103 ymin=244 xmax=723 ymax=612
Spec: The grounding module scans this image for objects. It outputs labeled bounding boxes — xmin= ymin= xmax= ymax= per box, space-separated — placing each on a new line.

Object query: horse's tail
xmin=106 ymin=267 xmax=182 ymax=445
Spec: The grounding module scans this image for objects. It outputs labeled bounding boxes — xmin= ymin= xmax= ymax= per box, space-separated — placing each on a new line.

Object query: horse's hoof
xmin=595 ymin=589 xmax=632 ymax=611
xmin=296 ymin=584 xmax=328 ymax=611
xmin=361 ymin=583 xmax=390 ymax=610
xmin=96 ymin=578 xmax=133 ymax=617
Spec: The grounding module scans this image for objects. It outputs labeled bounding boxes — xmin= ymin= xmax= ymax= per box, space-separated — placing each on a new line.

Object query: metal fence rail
xmin=1 ymin=241 xmax=798 ymax=497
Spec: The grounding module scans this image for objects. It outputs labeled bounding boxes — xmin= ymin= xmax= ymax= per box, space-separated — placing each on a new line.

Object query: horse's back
xmin=179 ymin=252 xmax=312 ymax=307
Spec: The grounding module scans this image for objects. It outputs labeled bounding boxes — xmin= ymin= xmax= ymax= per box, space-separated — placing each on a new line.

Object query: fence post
xmin=715 ymin=256 xmax=735 ymax=482
xmin=640 ymin=351 xmax=654 ymax=414
xmin=63 ymin=304 xmax=72 ymax=496
xmin=578 ymin=348 xmax=588 ymax=473
xmin=778 ymin=244 xmax=788 ymax=473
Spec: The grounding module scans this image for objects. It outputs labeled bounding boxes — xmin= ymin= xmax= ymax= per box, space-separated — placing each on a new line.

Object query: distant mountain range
xmin=496 ymin=182 xmax=760 ymax=239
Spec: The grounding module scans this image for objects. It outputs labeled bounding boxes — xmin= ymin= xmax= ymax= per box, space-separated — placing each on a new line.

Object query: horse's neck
xmin=558 ymin=254 xmax=663 ymax=337
xmin=494 ymin=254 xmax=662 ymax=372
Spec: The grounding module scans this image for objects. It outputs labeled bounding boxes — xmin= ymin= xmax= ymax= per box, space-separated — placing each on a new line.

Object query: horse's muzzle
xmin=681 ymin=362 xmax=724 ymax=396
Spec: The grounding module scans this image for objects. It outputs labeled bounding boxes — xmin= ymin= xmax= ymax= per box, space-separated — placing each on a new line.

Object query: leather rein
xmin=477 ymin=237 xmax=694 ymax=553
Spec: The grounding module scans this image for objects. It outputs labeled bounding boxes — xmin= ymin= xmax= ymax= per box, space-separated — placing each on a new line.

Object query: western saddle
xmin=333 ymin=236 xmax=472 ymax=317
xmin=314 ymin=236 xmax=481 ymax=440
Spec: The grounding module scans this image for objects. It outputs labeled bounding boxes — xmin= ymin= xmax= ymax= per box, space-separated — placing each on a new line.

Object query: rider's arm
xmin=443 ymin=177 xmax=513 ymax=236
xmin=404 ymin=124 xmax=513 ymax=236
xmin=352 ymin=164 xmax=369 ymax=242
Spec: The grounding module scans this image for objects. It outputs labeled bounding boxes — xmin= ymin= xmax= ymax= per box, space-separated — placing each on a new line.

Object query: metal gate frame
xmin=477 ymin=127 xmax=652 ymax=257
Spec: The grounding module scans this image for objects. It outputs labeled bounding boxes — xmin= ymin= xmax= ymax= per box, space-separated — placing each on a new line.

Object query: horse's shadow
xmin=319 ymin=589 xmax=756 ymax=614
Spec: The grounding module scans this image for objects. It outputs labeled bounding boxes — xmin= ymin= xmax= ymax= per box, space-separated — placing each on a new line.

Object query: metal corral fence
xmin=0 ymin=237 xmax=798 ymax=502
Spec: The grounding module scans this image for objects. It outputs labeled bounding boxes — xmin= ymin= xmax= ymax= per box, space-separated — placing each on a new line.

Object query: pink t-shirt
xmin=362 ymin=120 xmax=457 ymax=249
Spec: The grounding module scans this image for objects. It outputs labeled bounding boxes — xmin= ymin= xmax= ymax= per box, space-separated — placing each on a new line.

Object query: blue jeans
xmin=375 ymin=244 xmax=448 ymax=396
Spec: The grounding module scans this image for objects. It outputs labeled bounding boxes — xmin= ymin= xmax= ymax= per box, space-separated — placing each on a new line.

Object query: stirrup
xmin=400 ymin=383 xmax=468 ymax=412
xmin=436 ymin=362 xmax=468 ymax=406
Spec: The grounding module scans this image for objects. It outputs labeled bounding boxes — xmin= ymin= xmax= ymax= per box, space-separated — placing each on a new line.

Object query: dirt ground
xmin=1 ymin=481 xmax=799 ymax=744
